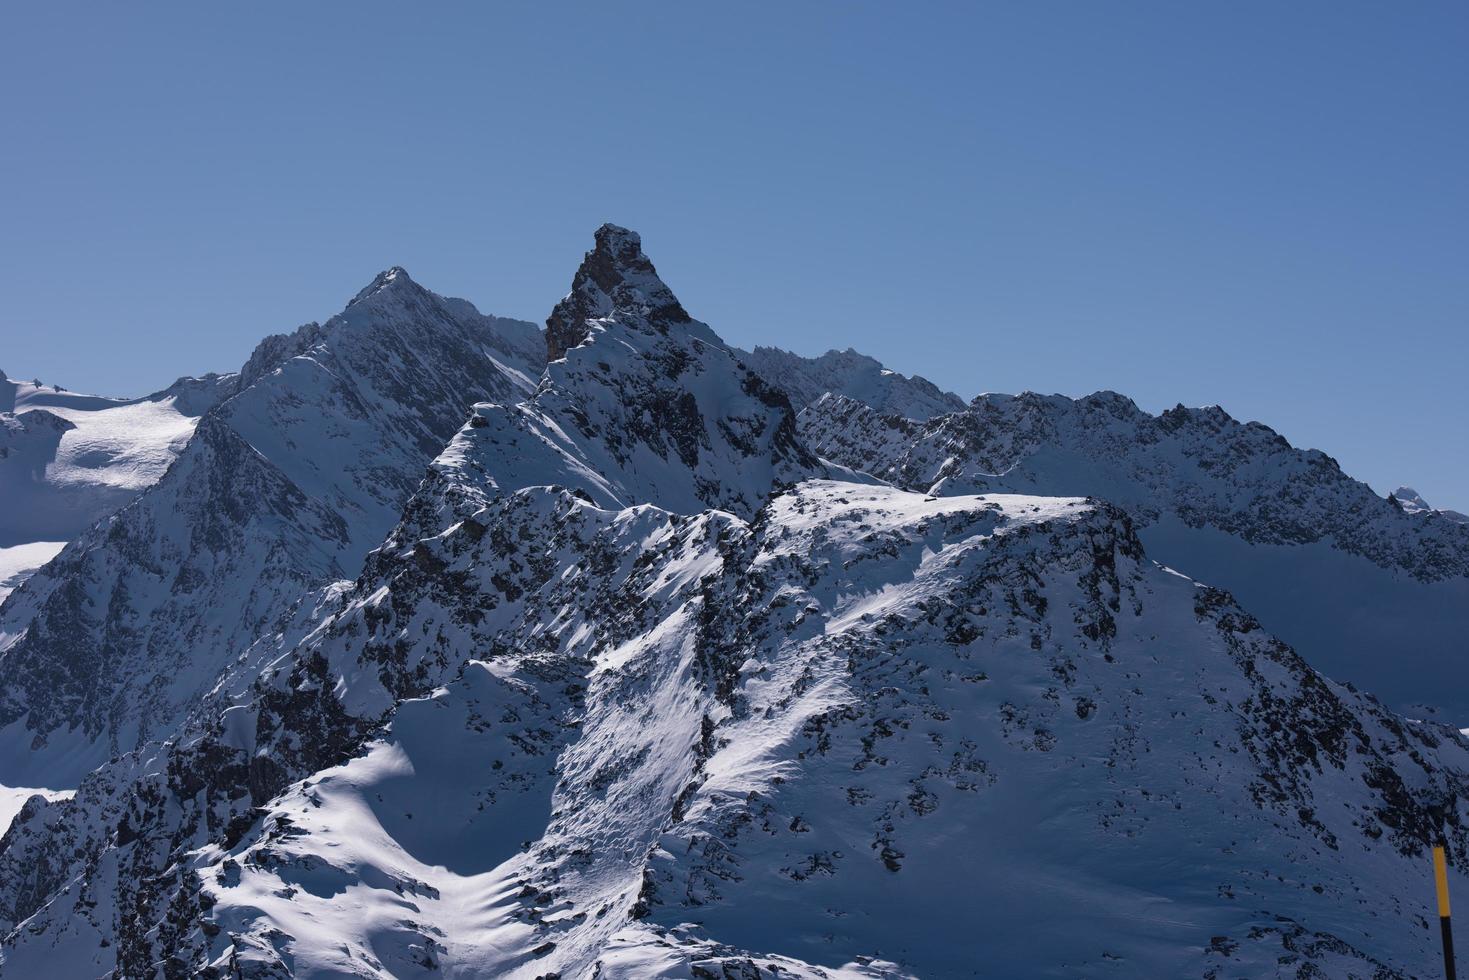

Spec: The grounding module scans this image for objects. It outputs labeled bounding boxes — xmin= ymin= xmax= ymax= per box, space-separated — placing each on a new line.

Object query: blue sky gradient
xmin=2 ymin=2 xmax=1465 ymax=507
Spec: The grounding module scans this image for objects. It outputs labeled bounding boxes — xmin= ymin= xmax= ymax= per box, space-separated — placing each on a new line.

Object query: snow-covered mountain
xmin=0 ymin=369 xmax=234 ymax=600
xmin=801 ymin=391 xmax=1469 ymax=719
xmin=4 ymin=225 xmax=1469 ymax=979
xmin=0 ymin=274 xmax=543 ymax=787
xmin=451 ymin=223 xmax=834 ymax=521
xmin=13 ymin=476 xmax=1469 ymax=978
xmin=735 ymin=346 xmax=966 ymax=420
xmin=1391 ymin=485 xmax=1469 ymax=525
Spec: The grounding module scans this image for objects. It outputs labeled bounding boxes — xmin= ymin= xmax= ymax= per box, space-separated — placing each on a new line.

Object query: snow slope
xmin=7 ymin=478 xmax=1467 ymax=977
xmin=0 ymin=541 xmax=65 ymax=604
xmin=801 ymin=391 xmax=1469 ymax=719
xmin=0 ymin=274 xmax=544 ymax=787
xmin=4 ymin=226 xmax=1469 ymax=979
xmin=736 ymin=346 xmax=966 ymax=420
xmin=0 ymin=369 xmax=233 ymax=596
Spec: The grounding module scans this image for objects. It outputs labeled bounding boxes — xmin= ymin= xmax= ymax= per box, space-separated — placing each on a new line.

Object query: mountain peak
xmin=1391 ymin=485 xmax=1430 ymax=512
xmin=348 ymin=265 xmax=418 ymax=308
xmin=546 ymin=224 xmax=694 ymax=361
xmin=592 ymin=221 xmax=642 ymax=253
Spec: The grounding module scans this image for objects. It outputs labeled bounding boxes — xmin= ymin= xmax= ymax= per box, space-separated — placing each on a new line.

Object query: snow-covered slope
xmin=6 ymin=478 xmax=1468 ymax=977
xmin=736 ymin=346 xmax=966 ymax=420
xmin=0 ymin=274 xmax=543 ymax=787
xmin=0 ymin=369 xmax=234 ymax=600
xmin=4 ymin=225 xmax=1469 ymax=979
xmin=801 ymin=391 xmax=1469 ymax=718
xmin=1392 ymin=485 xmax=1469 ymax=525
xmin=0 ymin=541 xmax=67 ymax=605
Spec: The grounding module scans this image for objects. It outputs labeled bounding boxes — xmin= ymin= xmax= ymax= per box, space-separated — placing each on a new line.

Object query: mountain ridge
xmin=1 ymin=226 xmax=1467 ymax=978
xmin=799 ymin=389 xmax=1469 ymax=714
xmin=0 ymin=273 xmax=545 ymax=786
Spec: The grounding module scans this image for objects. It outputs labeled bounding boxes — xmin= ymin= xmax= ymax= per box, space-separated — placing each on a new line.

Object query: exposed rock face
xmin=545 ymin=223 xmax=698 ymax=362
xmin=460 ymin=224 xmax=830 ymax=520
xmin=0 ymin=271 xmax=543 ymax=786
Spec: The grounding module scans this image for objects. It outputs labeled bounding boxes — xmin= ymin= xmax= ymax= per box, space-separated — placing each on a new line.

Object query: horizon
xmin=2 ymin=3 xmax=1464 ymax=510
xmin=4 ymin=242 xmax=1452 ymax=512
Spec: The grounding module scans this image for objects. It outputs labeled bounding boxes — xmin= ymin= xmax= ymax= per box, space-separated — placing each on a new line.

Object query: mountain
xmin=0 ymin=369 xmax=234 ymax=600
xmin=800 ymin=391 xmax=1469 ymax=719
xmin=434 ymin=223 xmax=836 ymax=523
xmin=1391 ymin=485 xmax=1469 ymax=525
xmin=735 ymin=346 xmax=966 ymax=420
xmin=0 ymin=273 xmax=543 ymax=787
xmin=4 ymin=226 xmax=1469 ymax=979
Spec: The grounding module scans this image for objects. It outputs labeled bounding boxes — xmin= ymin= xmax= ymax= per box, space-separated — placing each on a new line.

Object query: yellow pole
xmin=1436 ymin=844 xmax=1457 ymax=980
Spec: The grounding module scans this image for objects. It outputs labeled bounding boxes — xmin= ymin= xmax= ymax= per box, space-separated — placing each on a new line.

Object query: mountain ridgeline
xmin=799 ymin=390 xmax=1469 ymax=717
xmin=1 ymin=225 xmax=1467 ymax=978
xmin=0 ymin=272 xmax=544 ymax=786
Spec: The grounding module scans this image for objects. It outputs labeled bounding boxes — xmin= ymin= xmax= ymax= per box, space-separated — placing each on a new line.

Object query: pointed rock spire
xmin=546 ymin=224 xmax=694 ymax=361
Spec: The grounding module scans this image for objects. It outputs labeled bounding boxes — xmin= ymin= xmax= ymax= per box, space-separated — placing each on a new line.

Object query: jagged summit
xmin=424 ymin=225 xmax=828 ymax=522
xmin=348 ymin=265 xmax=419 ymax=308
xmin=1392 ymin=485 xmax=1431 ymax=512
xmin=546 ymin=223 xmax=703 ymax=360
xmin=591 ymin=221 xmax=642 ymax=252
xmin=1392 ymin=485 xmax=1469 ymax=524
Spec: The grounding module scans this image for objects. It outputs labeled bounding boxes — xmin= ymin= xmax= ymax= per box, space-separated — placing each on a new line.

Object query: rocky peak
xmin=1391 ymin=485 xmax=1431 ymax=513
xmin=235 ymin=321 xmax=326 ymax=393
xmin=235 ymin=268 xmax=440 ymax=394
xmin=8 ymin=408 xmax=76 ymax=434
xmin=347 ymin=265 xmax=420 ymax=309
xmin=1392 ymin=485 xmax=1469 ymax=525
xmin=546 ymin=223 xmax=694 ymax=361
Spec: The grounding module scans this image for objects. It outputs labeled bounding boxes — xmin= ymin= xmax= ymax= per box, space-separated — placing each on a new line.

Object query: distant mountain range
xmin=1 ymin=226 xmax=1465 ymax=978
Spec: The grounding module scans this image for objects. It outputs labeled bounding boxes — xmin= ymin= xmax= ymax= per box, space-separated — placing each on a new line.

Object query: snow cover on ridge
xmin=5 ymin=226 xmax=1469 ymax=979
xmin=1391 ymin=485 xmax=1469 ymax=524
xmin=7 ymin=475 xmax=1467 ymax=977
xmin=0 ymin=369 xmax=234 ymax=599
xmin=736 ymin=346 xmax=966 ymax=421
xmin=0 ymin=274 xmax=544 ymax=787
xmin=801 ymin=390 xmax=1469 ymax=718
xmin=0 ymin=784 xmax=71 ymax=840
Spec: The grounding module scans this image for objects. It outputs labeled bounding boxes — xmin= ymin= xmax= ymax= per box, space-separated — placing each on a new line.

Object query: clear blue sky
xmin=2 ymin=2 xmax=1465 ymax=508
